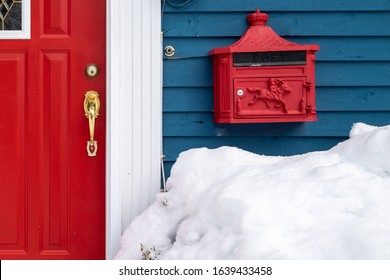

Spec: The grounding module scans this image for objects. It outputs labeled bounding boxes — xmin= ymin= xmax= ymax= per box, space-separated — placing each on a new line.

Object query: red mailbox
xmin=209 ymin=10 xmax=320 ymax=123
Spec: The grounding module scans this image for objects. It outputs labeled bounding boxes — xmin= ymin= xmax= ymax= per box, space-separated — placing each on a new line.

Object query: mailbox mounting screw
xmin=164 ymin=45 xmax=175 ymax=57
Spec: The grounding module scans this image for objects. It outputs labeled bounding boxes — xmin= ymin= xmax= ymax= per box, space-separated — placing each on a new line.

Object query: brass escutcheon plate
xmin=85 ymin=64 xmax=99 ymax=78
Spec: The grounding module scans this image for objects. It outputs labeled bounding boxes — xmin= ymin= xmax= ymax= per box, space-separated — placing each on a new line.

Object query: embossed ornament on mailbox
xmin=209 ymin=10 xmax=320 ymax=123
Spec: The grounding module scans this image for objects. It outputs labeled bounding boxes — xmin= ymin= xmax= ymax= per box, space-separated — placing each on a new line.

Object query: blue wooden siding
xmin=162 ymin=0 xmax=390 ymax=177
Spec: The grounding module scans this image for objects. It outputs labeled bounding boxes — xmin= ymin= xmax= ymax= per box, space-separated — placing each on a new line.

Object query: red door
xmin=0 ymin=0 xmax=106 ymax=259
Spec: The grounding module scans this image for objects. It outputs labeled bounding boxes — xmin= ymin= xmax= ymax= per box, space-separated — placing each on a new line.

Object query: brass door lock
xmin=85 ymin=64 xmax=99 ymax=78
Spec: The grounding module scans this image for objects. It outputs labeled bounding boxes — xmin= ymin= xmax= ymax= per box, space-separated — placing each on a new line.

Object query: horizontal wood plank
xmin=164 ymin=59 xmax=390 ymax=87
xmin=163 ymin=37 xmax=390 ymax=61
xmin=163 ymin=86 xmax=390 ymax=112
xmin=163 ymin=12 xmax=390 ymax=37
xmin=163 ymin=0 xmax=390 ymax=12
xmin=163 ymin=111 xmax=390 ymax=137
xmin=163 ymin=136 xmax=348 ymax=161
xmin=162 ymin=135 xmax=348 ymax=178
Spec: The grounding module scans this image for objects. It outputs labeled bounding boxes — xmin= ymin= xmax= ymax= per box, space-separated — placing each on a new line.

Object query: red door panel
xmin=40 ymin=52 xmax=70 ymax=253
xmin=0 ymin=53 xmax=27 ymax=254
xmin=0 ymin=0 xmax=105 ymax=259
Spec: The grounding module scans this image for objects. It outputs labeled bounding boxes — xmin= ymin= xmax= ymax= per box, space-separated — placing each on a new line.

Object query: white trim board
xmin=106 ymin=0 xmax=162 ymax=260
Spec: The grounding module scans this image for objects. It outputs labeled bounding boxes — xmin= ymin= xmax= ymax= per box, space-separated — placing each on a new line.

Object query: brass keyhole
xmin=85 ymin=64 xmax=99 ymax=78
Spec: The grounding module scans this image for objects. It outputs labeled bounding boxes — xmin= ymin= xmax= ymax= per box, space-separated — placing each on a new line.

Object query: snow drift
xmin=116 ymin=123 xmax=390 ymax=260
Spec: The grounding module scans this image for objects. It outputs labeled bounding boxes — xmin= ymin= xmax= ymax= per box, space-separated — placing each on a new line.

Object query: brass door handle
xmin=84 ymin=90 xmax=100 ymax=156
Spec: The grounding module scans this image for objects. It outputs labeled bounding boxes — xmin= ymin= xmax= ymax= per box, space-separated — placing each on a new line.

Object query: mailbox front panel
xmin=233 ymin=77 xmax=315 ymax=122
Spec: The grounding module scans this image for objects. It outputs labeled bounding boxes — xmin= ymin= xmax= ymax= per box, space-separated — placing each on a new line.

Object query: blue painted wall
xmin=162 ymin=0 xmax=390 ymax=176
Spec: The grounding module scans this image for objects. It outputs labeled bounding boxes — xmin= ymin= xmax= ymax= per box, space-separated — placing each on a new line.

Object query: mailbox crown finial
xmin=247 ymin=9 xmax=269 ymax=26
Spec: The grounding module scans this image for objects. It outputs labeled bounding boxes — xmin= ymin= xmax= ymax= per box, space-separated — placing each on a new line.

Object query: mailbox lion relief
xmin=209 ymin=10 xmax=320 ymax=123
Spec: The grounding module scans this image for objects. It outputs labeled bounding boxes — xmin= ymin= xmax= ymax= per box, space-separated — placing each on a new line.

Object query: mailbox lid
xmin=233 ymin=77 xmax=316 ymax=122
xmin=209 ymin=10 xmax=319 ymax=55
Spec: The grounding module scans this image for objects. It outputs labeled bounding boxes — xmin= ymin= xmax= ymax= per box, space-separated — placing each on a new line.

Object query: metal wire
xmin=161 ymin=0 xmax=198 ymax=27
xmin=160 ymin=0 xmax=199 ymax=191
xmin=161 ymin=155 xmax=167 ymax=192
xmin=166 ymin=0 xmax=199 ymax=8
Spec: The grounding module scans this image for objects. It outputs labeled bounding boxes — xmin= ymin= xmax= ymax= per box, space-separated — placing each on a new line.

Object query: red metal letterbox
xmin=209 ymin=10 xmax=320 ymax=123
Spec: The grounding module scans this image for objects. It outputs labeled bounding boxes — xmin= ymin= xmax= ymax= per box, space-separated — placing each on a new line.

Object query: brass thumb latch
xmin=84 ymin=90 xmax=100 ymax=156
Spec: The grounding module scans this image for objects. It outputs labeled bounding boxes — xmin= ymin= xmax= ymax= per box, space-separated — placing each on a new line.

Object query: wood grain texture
xmin=163 ymin=136 xmax=347 ymax=161
xmin=164 ymin=59 xmax=390 ymax=87
xmin=163 ymin=112 xmax=390 ymax=137
xmin=163 ymin=12 xmax=390 ymax=37
xmin=163 ymin=87 xmax=390 ymax=112
xmin=163 ymin=37 xmax=390 ymax=61
xmin=163 ymin=0 xmax=390 ymax=12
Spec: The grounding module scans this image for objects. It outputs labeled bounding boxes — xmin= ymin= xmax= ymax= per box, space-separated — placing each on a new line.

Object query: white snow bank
xmin=115 ymin=123 xmax=390 ymax=260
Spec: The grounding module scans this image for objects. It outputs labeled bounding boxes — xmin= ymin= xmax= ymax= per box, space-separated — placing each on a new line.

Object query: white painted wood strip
xmin=149 ymin=0 xmax=163 ymax=207
xmin=106 ymin=0 xmax=162 ymax=259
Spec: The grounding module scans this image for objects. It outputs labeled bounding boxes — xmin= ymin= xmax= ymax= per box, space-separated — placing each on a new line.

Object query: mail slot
xmin=209 ymin=10 xmax=320 ymax=123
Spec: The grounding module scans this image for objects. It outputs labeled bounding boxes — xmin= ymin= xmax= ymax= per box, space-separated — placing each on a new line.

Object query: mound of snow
xmin=115 ymin=123 xmax=390 ymax=260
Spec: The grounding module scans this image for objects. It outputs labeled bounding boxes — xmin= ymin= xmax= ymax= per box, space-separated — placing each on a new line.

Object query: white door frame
xmin=106 ymin=0 xmax=162 ymax=259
